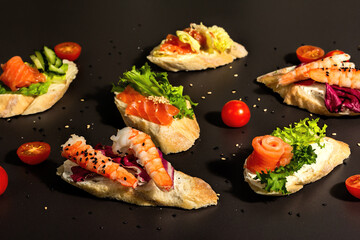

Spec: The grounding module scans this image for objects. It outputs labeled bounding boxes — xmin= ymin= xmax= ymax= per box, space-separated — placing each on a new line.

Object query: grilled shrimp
xmin=62 ymin=135 xmax=138 ymax=188
xmin=308 ymin=68 xmax=360 ymax=89
xmin=111 ymin=127 xmax=173 ymax=191
xmin=279 ymin=53 xmax=353 ymax=85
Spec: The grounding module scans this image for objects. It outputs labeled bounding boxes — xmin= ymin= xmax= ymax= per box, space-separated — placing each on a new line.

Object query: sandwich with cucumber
xmin=0 ymin=45 xmax=78 ymax=117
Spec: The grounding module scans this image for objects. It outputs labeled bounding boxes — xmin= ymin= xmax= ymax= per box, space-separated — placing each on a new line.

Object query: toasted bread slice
xmin=114 ymin=95 xmax=200 ymax=154
xmin=257 ymin=66 xmax=360 ymax=116
xmin=244 ymin=137 xmax=350 ymax=195
xmin=57 ymin=133 xmax=217 ymax=210
xmin=0 ymin=60 xmax=78 ymax=118
xmin=147 ymin=42 xmax=247 ymax=72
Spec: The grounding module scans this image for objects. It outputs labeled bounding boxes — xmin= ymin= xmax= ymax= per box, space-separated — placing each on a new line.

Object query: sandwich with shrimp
xmin=0 ymin=45 xmax=78 ymax=117
xmin=243 ymin=118 xmax=350 ymax=195
xmin=57 ymin=127 xmax=218 ymax=209
xmin=257 ymin=46 xmax=360 ymax=116
xmin=147 ymin=23 xmax=248 ymax=72
xmin=111 ymin=63 xmax=200 ymax=154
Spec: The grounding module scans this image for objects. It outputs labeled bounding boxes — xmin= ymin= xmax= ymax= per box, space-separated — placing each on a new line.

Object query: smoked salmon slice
xmin=0 ymin=56 xmax=46 ymax=91
xmin=117 ymin=86 xmax=180 ymax=125
xmin=245 ymin=135 xmax=293 ymax=173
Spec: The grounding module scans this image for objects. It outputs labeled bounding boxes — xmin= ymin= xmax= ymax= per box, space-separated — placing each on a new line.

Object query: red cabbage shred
xmin=325 ymin=83 xmax=360 ymax=113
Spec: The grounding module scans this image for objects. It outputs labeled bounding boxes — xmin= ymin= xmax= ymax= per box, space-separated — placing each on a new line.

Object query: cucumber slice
xmin=48 ymin=64 xmax=66 ymax=75
xmin=30 ymin=55 xmax=44 ymax=71
xmin=54 ymin=57 xmax=62 ymax=68
xmin=43 ymin=46 xmax=56 ymax=65
xmin=35 ymin=51 xmax=46 ymax=69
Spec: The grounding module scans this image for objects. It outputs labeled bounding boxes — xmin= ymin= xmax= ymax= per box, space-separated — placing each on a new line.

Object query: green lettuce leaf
xmin=0 ymin=81 xmax=51 ymax=96
xmin=112 ymin=63 xmax=197 ymax=119
xmin=254 ymin=118 xmax=327 ymax=194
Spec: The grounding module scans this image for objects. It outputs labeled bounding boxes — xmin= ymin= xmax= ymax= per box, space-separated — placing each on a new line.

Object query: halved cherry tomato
xmin=17 ymin=142 xmax=51 ymax=165
xmin=345 ymin=175 xmax=360 ymax=199
xmin=54 ymin=42 xmax=82 ymax=61
xmin=296 ymin=45 xmax=325 ymax=63
xmin=324 ymin=50 xmax=345 ymax=58
xmin=0 ymin=166 xmax=8 ymax=196
xmin=221 ymin=100 xmax=251 ymax=127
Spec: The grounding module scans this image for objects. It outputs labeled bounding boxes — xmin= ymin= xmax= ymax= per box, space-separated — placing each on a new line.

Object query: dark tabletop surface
xmin=1 ymin=0 xmax=360 ymax=239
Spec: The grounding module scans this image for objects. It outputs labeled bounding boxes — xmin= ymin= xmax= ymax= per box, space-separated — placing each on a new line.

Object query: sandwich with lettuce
xmin=147 ymin=23 xmax=248 ymax=72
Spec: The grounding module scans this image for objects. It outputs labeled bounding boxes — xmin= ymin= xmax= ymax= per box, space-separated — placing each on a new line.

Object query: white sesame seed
xmin=232 ymin=90 xmax=236 ymax=94
xmin=229 ymin=66 xmax=233 ymax=69
xmin=65 ymin=125 xmax=69 ymax=128
xmin=234 ymin=74 xmax=238 ymax=77
xmin=80 ymin=99 xmax=85 ymax=102
xmin=257 ymin=98 xmax=261 ymax=101
xmin=310 ymin=113 xmax=313 ymax=117
xmin=232 ymin=153 xmax=236 ymax=156
xmin=189 ymin=83 xmax=193 ymax=87
xmin=221 ymin=157 xmax=226 ymax=161
xmin=44 ymin=206 xmax=48 ymax=210
xmin=201 ymin=96 xmax=206 ymax=99
xmin=239 ymin=98 xmax=242 ymax=101
xmin=332 ymin=133 xmax=337 ymax=136
xmin=235 ymin=144 xmax=239 ymax=147
xmin=87 ymin=125 xmax=91 ymax=129
xmin=264 ymin=109 xmax=268 ymax=112
xmin=253 ymin=104 xmax=257 ymax=108
xmin=207 ymin=91 xmax=212 ymax=95
xmin=357 ymin=143 xmax=360 ymax=147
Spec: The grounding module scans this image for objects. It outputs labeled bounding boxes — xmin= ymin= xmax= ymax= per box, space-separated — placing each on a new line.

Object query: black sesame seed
xmin=156 ymin=227 xmax=161 ymax=231
xmin=296 ymin=213 xmax=301 ymax=217
xmin=213 ymin=146 xmax=219 ymax=150
xmin=288 ymin=211 xmax=292 ymax=215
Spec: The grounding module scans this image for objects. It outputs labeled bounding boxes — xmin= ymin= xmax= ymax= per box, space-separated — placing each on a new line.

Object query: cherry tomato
xmin=324 ymin=50 xmax=345 ymax=58
xmin=345 ymin=175 xmax=360 ymax=199
xmin=17 ymin=142 xmax=51 ymax=165
xmin=296 ymin=45 xmax=325 ymax=63
xmin=0 ymin=166 xmax=8 ymax=196
xmin=54 ymin=42 xmax=82 ymax=61
xmin=221 ymin=100 xmax=251 ymax=127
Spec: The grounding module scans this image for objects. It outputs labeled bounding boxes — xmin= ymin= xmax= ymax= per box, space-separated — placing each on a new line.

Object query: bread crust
xmin=244 ymin=137 xmax=350 ymax=196
xmin=0 ymin=60 xmax=78 ymax=117
xmin=114 ymin=95 xmax=200 ymax=154
xmin=57 ymin=160 xmax=218 ymax=209
xmin=257 ymin=66 xmax=360 ymax=116
xmin=147 ymin=42 xmax=248 ymax=72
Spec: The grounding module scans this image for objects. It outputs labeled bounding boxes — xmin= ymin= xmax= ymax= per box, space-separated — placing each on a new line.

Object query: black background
xmin=1 ymin=0 xmax=360 ymax=239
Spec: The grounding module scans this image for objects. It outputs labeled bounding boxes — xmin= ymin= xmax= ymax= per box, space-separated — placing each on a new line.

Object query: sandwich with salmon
xmin=147 ymin=23 xmax=248 ymax=72
xmin=111 ymin=63 xmax=200 ymax=154
xmin=0 ymin=46 xmax=78 ymax=117
xmin=57 ymin=127 xmax=218 ymax=209
xmin=257 ymin=46 xmax=360 ymax=116
xmin=243 ymin=118 xmax=350 ymax=195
